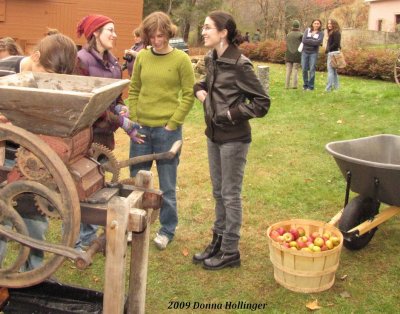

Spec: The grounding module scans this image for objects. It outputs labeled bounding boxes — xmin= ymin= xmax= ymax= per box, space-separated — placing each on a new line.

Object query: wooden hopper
xmin=0 ymin=72 xmax=130 ymax=137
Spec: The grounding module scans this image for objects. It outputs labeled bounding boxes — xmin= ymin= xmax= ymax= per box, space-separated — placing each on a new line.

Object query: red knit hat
xmin=77 ymin=14 xmax=114 ymax=40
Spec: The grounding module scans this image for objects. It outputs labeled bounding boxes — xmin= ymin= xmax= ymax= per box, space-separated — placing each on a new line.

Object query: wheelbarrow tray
xmin=326 ymin=134 xmax=400 ymax=206
xmin=0 ymin=72 xmax=130 ymax=137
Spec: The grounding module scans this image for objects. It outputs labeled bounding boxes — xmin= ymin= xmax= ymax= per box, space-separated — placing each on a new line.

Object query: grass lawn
xmin=54 ymin=63 xmax=400 ymax=313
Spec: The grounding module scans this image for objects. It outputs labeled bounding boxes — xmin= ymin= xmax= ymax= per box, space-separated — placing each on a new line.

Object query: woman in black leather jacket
xmin=193 ymin=11 xmax=270 ymax=270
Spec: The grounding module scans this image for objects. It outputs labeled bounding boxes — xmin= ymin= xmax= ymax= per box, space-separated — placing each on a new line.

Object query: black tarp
xmin=1 ymin=280 xmax=104 ymax=314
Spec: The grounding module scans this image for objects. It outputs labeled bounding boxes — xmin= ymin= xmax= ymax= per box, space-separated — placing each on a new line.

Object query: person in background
xmin=127 ymin=11 xmax=195 ymax=250
xmin=252 ymin=28 xmax=261 ymax=42
xmin=75 ymin=14 xmax=142 ymax=251
xmin=243 ymin=32 xmax=250 ymax=43
xmin=0 ymin=33 xmax=77 ymax=270
xmin=0 ymin=37 xmax=23 ymax=60
xmin=325 ymin=19 xmax=341 ymax=92
xmin=285 ymin=20 xmax=303 ymax=89
xmin=123 ymin=27 xmax=144 ymax=77
xmin=193 ymin=11 xmax=270 ymax=270
xmin=301 ymin=19 xmax=324 ymax=91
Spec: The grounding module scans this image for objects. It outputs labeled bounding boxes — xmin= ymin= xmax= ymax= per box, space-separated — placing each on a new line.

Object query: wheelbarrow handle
xmin=118 ymin=140 xmax=182 ymax=169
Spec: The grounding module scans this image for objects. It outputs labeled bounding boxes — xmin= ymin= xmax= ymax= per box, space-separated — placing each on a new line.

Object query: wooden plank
xmin=127 ymin=171 xmax=153 ymax=314
xmin=103 ymin=196 xmax=129 ymax=314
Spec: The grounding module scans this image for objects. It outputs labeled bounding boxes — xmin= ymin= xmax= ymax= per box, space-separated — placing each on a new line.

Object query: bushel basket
xmin=267 ymin=219 xmax=343 ymax=293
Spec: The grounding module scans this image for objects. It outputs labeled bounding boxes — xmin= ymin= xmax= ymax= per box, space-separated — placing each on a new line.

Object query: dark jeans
xmin=207 ymin=138 xmax=249 ymax=253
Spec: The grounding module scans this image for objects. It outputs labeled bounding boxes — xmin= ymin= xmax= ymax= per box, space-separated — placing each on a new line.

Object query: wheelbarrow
xmin=326 ymin=134 xmax=400 ymax=250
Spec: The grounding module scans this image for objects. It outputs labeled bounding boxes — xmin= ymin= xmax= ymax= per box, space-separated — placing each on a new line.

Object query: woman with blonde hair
xmin=127 ymin=11 xmax=195 ymax=250
xmin=325 ymin=19 xmax=341 ymax=91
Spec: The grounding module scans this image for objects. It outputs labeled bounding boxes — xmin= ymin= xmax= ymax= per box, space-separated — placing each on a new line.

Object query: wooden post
xmin=127 ymin=171 xmax=154 ymax=314
xmin=258 ymin=65 xmax=270 ymax=94
xmin=103 ymin=197 xmax=129 ymax=314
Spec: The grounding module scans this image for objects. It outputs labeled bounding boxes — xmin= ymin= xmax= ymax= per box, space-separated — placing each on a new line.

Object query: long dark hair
xmin=327 ymin=19 xmax=341 ymax=35
xmin=208 ymin=11 xmax=242 ymax=46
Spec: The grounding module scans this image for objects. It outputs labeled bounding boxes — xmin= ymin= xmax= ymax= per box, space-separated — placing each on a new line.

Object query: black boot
xmin=192 ymin=233 xmax=222 ymax=264
xmin=203 ymin=250 xmax=240 ymax=270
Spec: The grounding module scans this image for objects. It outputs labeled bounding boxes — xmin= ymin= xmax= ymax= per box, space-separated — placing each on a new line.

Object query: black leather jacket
xmin=194 ymin=45 xmax=270 ymax=143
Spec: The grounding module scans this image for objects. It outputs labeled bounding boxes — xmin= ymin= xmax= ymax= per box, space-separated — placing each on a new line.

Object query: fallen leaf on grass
xmin=306 ymin=299 xmax=322 ymax=311
xmin=337 ymin=119 xmax=343 ymax=124
xmin=340 ymin=291 xmax=351 ymax=298
xmin=93 ymin=276 xmax=100 ymax=283
xmin=182 ymin=247 xmax=189 ymax=257
xmin=340 ymin=274 xmax=348 ymax=281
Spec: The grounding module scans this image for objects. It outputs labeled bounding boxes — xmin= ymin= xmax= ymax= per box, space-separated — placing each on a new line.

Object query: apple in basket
xmin=313 ymin=237 xmax=325 ymax=247
xmin=289 ymin=241 xmax=298 ymax=249
xmin=296 ymin=238 xmax=307 ymax=249
xmin=276 ymin=227 xmax=286 ymax=236
xmin=269 ymin=230 xmax=280 ymax=241
xmin=297 ymin=227 xmax=306 ymax=237
xmin=311 ymin=231 xmax=321 ymax=240
xmin=282 ymin=232 xmax=294 ymax=242
xmin=322 ymin=231 xmax=332 ymax=241
xmin=325 ymin=239 xmax=334 ymax=250
xmin=289 ymin=228 xmax=299 ymax=240
xmin=330 ymin=236 xmax=340 ymax=246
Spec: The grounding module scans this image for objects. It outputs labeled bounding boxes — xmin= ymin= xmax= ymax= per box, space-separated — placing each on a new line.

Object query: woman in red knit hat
xmin=75 ymin=14 xmax=142 ymax=251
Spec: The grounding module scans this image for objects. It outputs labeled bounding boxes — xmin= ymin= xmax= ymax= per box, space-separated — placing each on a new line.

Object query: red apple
xmin=321 ymin=244 xmax=328 ymax=251
xmin=296 ymin=238 xmax=307 ymax=249
xmin=314 ymin=237 xmax=325 ymax=247
xmin=282 ymin=232 xmax=294 ymax=242
xmin=276 ymin=227 xmax=285 ymax=236
xmin=311 ymin=231 xmax=320 ymax=239
xmin=270 ymin=230 xmax=280 ymax=241
xmin=297 ymin=227 xmax=306 ymax=237
xmin=289 ymin=228 xmax=299 ymax=240
xmin=282 ymin=242 xmax=290 ymax=249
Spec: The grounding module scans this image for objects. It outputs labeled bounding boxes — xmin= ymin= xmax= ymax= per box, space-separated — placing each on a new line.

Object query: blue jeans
xmin=0 ymin=158 xmax=47 ymax=271
xmin=301 ymin=52 xmax=318 ymax=90
xmin=129 ymin=126 xmax=182 ymax=240
xmin=326 ymin=52 xmax=339 ymax=91
xmin=75 ymin=223 xmax=98 ymax=250
xmin=207 ymin=139 xmax=249 ymax=253
xmin=0 ymin=214 xmax=48 ymax=271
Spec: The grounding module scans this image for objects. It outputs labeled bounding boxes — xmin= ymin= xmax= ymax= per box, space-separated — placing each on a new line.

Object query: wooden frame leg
xmin=127 ymin=170 xmax=154 ymax=314
xmin=103 ymin=197 xmax=129 ymax=314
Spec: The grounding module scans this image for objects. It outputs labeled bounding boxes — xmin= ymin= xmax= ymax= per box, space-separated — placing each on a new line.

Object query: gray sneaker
xmin=154 ymin=233 xmax=169 ymax=250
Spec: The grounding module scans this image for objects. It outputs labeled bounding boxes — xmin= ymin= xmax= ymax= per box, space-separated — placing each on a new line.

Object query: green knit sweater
xmin=127 ymin=48 xmax=195 ymax=129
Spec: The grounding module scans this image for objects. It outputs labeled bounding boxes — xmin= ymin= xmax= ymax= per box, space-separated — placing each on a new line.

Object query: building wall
xmin=0 ymin=0 xmax=143 ymax=63
xmin=366 ymin=0 xmax=400 ymax=32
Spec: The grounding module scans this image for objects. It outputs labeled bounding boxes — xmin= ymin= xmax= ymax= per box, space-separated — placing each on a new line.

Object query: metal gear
xmin=34 ymin=195 xmax=61 ymax=219
xmin=15 ymin=147 xmax=50 ymax=181
xmin=89 ymin=143 xmax=120 ymax=183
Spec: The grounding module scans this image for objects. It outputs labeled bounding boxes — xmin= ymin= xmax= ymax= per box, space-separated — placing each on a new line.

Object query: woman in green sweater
xmin=127 ymin=11 xmax=195 ymax=250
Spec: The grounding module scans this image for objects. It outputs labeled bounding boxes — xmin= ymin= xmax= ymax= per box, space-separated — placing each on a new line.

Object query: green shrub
xmin=240 ymin=39 xmax=397 ymax=82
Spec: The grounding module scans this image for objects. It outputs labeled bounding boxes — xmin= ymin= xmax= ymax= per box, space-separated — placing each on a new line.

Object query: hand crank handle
xmin=118 ymin=140 xmax=182 ymax=169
